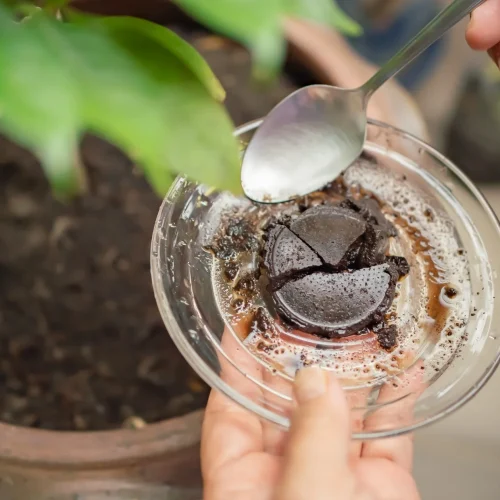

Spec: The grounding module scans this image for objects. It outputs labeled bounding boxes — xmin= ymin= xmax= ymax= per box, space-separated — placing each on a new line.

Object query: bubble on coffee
xmin=208 ymin=156 xmax=470 ymax=387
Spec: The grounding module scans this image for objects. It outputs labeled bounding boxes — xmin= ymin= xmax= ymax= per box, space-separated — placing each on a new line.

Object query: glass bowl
xmin=151 ymin=118 xmax=500 ymax=439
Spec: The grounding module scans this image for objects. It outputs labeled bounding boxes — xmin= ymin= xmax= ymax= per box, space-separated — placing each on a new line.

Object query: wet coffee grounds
xmin=263 ymin=198 xmax=409 ymax=343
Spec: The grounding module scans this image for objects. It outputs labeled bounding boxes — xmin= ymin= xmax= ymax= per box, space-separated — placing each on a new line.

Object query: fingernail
xmin=294 ymin=366 xmax=328 ymax=404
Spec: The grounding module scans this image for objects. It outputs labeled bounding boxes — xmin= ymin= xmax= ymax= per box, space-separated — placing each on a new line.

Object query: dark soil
xmin=0 ymin=28 xmax=298 ymax=430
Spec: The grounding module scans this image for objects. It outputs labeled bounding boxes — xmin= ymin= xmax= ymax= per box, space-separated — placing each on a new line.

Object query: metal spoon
xmin=241 ymin=0 xmax=485 ymax=204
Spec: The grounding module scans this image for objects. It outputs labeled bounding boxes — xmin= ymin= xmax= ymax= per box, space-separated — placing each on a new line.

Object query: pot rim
xmin=0 ymin=409 xmax=203 ymax=468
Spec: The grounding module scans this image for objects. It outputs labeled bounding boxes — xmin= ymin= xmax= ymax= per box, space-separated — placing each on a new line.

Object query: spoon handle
xmin=361 ymin=0 xmax=486 ymax=97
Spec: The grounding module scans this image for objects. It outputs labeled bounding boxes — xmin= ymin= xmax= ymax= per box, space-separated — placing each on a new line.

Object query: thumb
xmin=274 ymin=367 xmax=355 ymax=500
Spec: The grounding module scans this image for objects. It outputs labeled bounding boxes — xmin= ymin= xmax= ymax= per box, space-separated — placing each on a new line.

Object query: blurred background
xmin=1 ymin=0 xmax=499 ymax=498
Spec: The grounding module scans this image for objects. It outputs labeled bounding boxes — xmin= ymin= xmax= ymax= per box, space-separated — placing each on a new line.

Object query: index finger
xmin=361 ymin=361 xmax=427 ymax=471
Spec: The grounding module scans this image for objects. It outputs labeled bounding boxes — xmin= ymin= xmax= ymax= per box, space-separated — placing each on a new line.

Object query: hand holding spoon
xmin=241 ymin=0 xmax=485 ymax=204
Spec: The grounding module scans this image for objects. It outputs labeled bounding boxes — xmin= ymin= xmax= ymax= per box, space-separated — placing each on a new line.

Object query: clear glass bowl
xmin=151 ymin=118 xmax=500 ymax=439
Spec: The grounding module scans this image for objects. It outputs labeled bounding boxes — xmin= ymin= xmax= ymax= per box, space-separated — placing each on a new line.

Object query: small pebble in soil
xmin=123 ymin=416 xmax=147 ymax=430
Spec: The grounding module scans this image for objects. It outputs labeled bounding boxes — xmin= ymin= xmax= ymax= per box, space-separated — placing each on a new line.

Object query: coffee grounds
xmin=264 ymin=225 xmax=322 ymax=291
xmin=263 ymin=197 xmax=409 ymax=343
xmin=273 ymin=265 xmax=399 ymax=337
xmin=290 ymin=205 xmax=366 ymax=269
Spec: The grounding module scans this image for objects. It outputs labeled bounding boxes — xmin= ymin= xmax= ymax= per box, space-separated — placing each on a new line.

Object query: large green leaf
xmin=174 ymin=0 xmax=360 ymax=77
xmin=70 ymin=14 xmax=226 ymax=102
xmin=0 ymin=7 xmax=241 ymax=196
xmin=17 ymin=11 xmax=173 ymax=193
xmin=92 ymin=16 xmax=241 ymax=192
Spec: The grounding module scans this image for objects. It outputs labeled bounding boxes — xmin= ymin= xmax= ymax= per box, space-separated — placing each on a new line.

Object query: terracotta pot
xmin=0 ymin=410 xmax=203 ymax=499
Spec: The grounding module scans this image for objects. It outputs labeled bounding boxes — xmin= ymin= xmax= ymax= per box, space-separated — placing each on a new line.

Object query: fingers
xmin=362 ymin=428 xmax=414 ymax=473
xmin=355 ymin=459 xmax=421 ymax=500
xmin=274 ymin=367 xmax=355 ymax=500
xmin=345 ymin=387 xmax=371 ymax=463
xmin=202 ymin=389 xmax=264 ymax=478
xmin=466 ymin=0 xmax=500 ymax=50
xmin=201 ymin=326 xmax=264 ymax=481
xmin=361 ymin=363 xmax=426 ymax=472
xmin=361 ymin=388 xmax=415 ymax=471
xmin=261 ymin=367 xmax=293 ymax=456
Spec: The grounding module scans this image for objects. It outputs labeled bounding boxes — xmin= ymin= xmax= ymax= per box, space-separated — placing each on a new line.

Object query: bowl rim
xmin=151 ymin=117 xmax=500 ymax=439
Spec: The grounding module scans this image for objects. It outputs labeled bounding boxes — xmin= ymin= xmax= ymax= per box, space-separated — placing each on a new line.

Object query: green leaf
xmin=91 ymin=16 xmax=241 ymax=192
xmin=174 ymin=0 xmax=285 ymax=78
xmin=174 ymin=0 xmax=360 ymax=77
xmin=0 ymin=6 xmax=241 ymax=196
xmin=38 ymin=18 xmax=178 ymax=194
xmin=0 ymin=5 xmax=80 ymax=195
xmin=72 ymin=14 xmax=226 ymax=102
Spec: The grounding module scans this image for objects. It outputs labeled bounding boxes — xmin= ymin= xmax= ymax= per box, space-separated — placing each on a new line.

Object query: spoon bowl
xmin=241 ymin=85 xmax=366 ymax=203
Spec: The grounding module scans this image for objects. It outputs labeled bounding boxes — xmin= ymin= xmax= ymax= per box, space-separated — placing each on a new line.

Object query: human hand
xmin=201 ymin=365 xmax=421 ymax=500
xmin=467 ymin=0 xmax=500 ymax=64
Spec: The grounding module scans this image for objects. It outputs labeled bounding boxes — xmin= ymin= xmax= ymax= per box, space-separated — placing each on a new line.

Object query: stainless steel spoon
xmin=241 ymin=0 xmax=485 ymax=204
